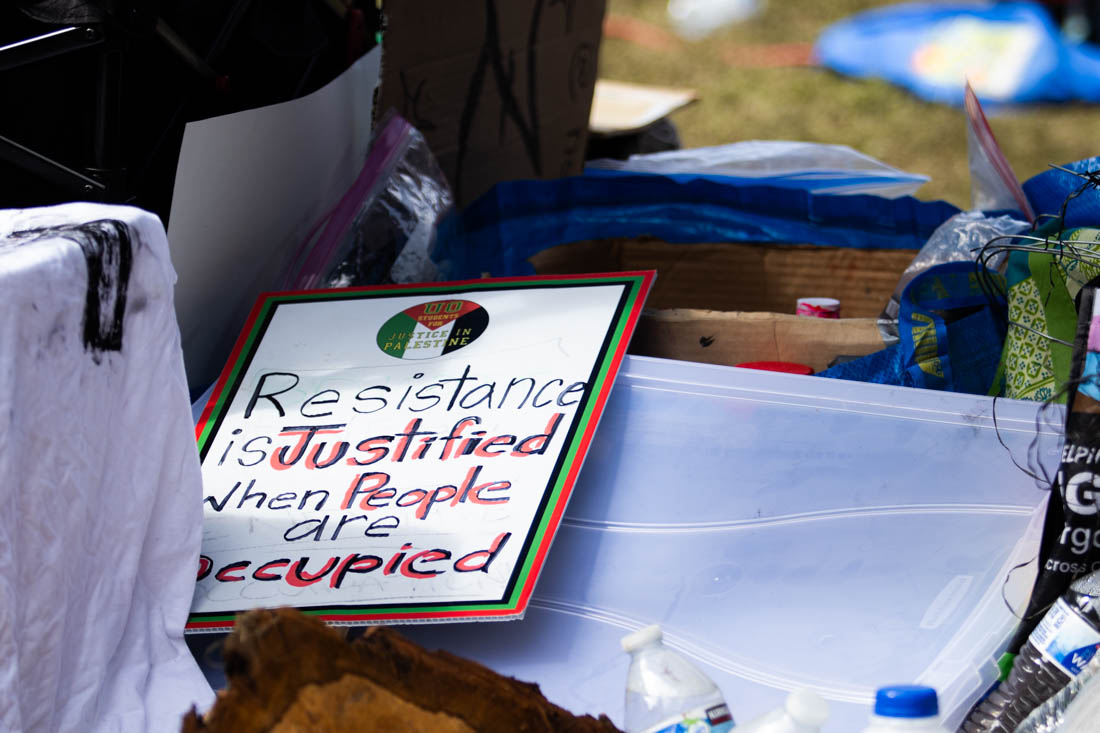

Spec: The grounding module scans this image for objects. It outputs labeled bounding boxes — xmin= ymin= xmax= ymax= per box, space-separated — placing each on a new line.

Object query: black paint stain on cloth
xmin=6 ymin=219 xmax=134 ymax=356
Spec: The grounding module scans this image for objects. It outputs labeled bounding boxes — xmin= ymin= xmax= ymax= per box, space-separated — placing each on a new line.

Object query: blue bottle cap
xmin=874 ymin=685 xmax=939 ymax=718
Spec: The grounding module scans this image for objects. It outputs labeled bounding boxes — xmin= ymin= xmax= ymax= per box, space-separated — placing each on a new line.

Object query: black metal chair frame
xmin=0 ymin=1 xmax=252 ymax=204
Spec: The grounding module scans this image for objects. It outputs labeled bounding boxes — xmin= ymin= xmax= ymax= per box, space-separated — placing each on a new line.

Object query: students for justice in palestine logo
xmin=377 ymin=299 xmax=489 ymax=359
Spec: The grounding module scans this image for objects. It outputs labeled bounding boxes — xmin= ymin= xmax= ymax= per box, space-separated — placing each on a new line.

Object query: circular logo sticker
xmin=377 ymin=299 xmax=488 ymax=359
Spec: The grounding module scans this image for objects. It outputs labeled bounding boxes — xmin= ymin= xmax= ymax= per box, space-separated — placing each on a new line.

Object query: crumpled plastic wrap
xmin=0 ymin=203 xmax=213 ymax=732
xmin=277 ymin=113 xmax=451 ymax=291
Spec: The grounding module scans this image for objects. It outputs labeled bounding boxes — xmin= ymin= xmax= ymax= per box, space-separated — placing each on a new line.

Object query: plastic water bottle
xmin=622 ymin=624 xmax=734 ymax=733
xmin=1060 ymin=658 xmax=1100 ymax=731
xmin=1012 ymin=653 xmax=1100 ymax=733
xmin=735 ymin=688 xmax=829 ymax=733
xmin=959 ymin=570 xmax=1100 ymax=733
xmin=861 ymin=686 xmax=947 ymax=732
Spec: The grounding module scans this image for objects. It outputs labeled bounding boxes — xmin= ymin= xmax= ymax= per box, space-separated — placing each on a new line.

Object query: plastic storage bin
xmin=397 ymin=355 xmax=1057 ymax=732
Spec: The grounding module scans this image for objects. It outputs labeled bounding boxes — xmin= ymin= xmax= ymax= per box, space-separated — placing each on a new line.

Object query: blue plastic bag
xmin=432 ymin=173 xmax=958 ymax=280
xmin=820 ymin=261 xmax=1007 ymax=394
xmin=1023 ymin=156 xmax=1100 ymax=229
xmin=815 ymin=2 xmax=1100 ymax=105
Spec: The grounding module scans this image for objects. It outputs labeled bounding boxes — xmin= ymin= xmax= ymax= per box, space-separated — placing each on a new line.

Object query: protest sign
xmin=188 ymin=272 xmax=653 ymax=629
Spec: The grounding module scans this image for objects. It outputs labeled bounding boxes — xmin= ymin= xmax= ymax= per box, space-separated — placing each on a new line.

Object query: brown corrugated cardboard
xmin=529 ymin=237 xmax=915 ymax=369
xmin=529 ymin=237 xmax=915 ymax=317
xmin=379 ymin=1 xmax=607 ymax=206
xmin=632 ymin=310 xmax=884 ymax=373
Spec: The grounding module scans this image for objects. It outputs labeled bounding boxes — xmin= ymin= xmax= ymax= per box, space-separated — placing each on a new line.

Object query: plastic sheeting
xmin=587 ymin=140 xmax=929 ymax=198
xmin=0 ymin=204 xmax=213 ymax=732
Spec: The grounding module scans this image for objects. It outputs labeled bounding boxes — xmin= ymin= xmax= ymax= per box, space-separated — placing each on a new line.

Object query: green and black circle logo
xmin=377 ymin=299 xmax=489 ymax=359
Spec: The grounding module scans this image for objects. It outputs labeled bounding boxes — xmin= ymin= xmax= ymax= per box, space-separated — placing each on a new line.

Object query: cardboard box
xmin=630 ymin=309 xmax=885 ymax=373
xmin=378 ymin=0 xmax=607 ymax=206
xmin=529 ymin=237 xmax=916 ymax=371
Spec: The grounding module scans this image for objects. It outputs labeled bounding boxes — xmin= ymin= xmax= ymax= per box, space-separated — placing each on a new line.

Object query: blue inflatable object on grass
xmin=815 ymin=2 xmax=1100 ymax=105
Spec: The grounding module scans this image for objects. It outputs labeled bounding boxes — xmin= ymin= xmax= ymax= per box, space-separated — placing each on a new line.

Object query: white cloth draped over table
xmin=0 ymin=204 xmax=213 ymax=732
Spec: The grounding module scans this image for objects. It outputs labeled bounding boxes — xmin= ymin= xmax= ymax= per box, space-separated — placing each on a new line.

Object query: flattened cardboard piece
xmin=378 ymin=0 xmax=607 ymax=206
xmin=188 ymin=272 xmax=653 ymax=630
xmin=589 ymin=79 xmax=698 ymax=135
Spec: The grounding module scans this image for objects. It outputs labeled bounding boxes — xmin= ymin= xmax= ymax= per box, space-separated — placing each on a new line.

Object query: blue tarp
xmin=433 ymin=173 xmax=959 ymax=280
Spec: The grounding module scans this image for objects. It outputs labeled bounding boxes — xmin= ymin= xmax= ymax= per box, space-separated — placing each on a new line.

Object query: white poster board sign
xmin=189 ymin=273 xmax=652 ymax=629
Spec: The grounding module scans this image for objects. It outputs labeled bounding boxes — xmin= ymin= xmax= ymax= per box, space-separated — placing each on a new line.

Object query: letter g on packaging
xmin=1065 ymin=471 xmax=1100 ymax=516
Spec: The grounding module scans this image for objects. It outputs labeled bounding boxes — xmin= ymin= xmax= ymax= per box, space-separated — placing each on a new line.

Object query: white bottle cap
xmin=621 ymin=624 xmax=663 ymax=652
xmin=785 ymin=688 xmax=829 ymax=726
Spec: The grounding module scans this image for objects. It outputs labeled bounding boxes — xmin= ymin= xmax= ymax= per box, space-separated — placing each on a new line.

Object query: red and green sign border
xmin=188 ymin=271 xmax=654 ymax=631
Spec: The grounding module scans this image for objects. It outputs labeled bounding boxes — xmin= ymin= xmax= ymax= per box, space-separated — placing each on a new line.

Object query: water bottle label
xmin=1031 ymin=597 xmax=1100 ymax=675
xmin=641 ymin=703 xmax=734 ymax=733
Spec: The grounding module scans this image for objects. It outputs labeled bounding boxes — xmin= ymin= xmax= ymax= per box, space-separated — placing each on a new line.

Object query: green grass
xmin=600 ymin=0 xmax=1100 ymax=208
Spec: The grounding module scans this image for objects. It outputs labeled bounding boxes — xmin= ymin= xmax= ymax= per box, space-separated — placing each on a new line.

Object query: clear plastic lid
xmin=393 ymin=356 xmax=1055 ymax=731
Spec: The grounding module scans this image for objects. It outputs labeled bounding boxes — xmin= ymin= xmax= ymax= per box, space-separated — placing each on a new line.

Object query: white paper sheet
xmin=168 ymin=49 xmax=381 ymax=393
